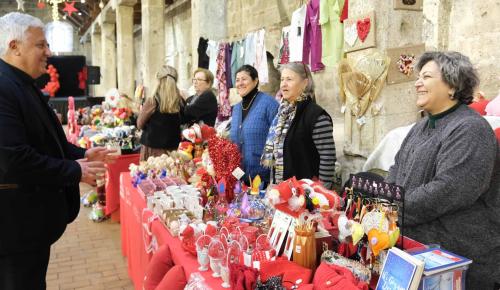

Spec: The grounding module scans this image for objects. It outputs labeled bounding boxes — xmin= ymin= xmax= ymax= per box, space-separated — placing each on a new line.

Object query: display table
xmin=120 ymin=173 xmax=225 ymax=290
xmin=105 ymin=154 xmax=140 ymax=221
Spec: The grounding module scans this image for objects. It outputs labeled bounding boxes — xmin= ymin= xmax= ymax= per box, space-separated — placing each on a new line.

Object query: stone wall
xmin=442 ymin=0 xmax=500 ymax=99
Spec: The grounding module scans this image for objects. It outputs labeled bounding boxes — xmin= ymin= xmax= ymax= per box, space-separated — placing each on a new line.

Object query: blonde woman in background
xmin=137 ymin=65 xmax=184 ymax=161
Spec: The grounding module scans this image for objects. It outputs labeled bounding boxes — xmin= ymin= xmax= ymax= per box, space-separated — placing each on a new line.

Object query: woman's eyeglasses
xmin=192 ymin=78 xmax=208 ymax=83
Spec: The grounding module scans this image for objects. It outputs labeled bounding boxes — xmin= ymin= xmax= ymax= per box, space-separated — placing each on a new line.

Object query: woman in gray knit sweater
xmin=386 ymin=51 xmax=500 ymax=289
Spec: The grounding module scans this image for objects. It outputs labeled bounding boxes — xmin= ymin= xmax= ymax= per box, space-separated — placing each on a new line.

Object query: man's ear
xmin=8 ymin=40 xmax=20 ymax=55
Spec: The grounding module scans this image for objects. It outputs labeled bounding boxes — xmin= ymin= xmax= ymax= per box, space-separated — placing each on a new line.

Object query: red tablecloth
xmin=120 ymin=173 xmax=226 ymax=290
xmin=105 ymin=153 xmax=140 ymax=217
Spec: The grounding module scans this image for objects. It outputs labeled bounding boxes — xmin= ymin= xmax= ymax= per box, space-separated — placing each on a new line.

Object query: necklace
xmin=242 ymin=93 xmax=258 ymax=111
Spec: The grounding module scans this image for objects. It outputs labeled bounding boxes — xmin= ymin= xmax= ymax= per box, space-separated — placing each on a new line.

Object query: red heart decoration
xmin=356 ymin=17 xmax=371 ymax=43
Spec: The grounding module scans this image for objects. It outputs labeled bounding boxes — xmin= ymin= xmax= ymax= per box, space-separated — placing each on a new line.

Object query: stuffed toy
xmin=177 ymin=141 xmax=194 ymax=160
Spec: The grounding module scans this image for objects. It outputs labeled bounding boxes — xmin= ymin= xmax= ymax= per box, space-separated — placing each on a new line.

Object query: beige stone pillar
xmin=342 ymin=1 xmax=423 ymax=174
xmin=99 ymin=18 xmax=117 ymax=93
xmin=115 ymin=0 xmax=136 ymax=99
xmin=90 ymin=25 xmax=104 ymax=96
xmin=141 ymin=0 xmax=165 ymax=98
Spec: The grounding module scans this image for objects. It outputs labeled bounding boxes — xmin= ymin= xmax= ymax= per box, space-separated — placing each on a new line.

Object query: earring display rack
xmin=346 ymin=173 xmax=405 ymax=250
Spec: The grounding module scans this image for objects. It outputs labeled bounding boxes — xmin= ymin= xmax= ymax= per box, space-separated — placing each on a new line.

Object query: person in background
xmin=137 ymin=65 xmax=184 ymax=161
xmin=261 ymin=62 xmax=336 ymax=189
xmin=386 ymin=51 xmax=500 ymax=288
xmin=182 ymin=68 xmax=218 ymax=126
xmin=0 ymin=12 xmax=114 ymax=289
xmin=230 ymin=65 xmax=279 ymax=184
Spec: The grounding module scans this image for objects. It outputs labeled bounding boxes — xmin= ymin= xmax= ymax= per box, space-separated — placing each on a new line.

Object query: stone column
xmin=99 ymin=18 xmax=117 ymax=93
xmin=90 ymin=25 xmax=104 ymax=96
xmin=342 ymin=1 xmax=424 ymax=173
xmin=141 ymin=0 xmax=165 ymax=98
xmin=116 ymin=0 xmax=136 ymax=99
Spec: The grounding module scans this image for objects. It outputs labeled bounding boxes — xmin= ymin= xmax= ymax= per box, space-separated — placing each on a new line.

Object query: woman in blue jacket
xmin=230 ymin=65 xmax=279 ymax=184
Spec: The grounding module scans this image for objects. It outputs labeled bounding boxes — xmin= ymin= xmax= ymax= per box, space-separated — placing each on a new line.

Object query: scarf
xmin=261 ymin=93 xmax=313 ymax=183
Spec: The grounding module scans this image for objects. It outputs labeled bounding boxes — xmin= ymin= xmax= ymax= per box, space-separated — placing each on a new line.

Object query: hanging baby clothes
xmin=319 ymin=0 xmax=345 ymax=66
xmin=303 ymin=0 xmax=325 ymax=72
xmin=206 ymin=40 xmax=219 ymax=86
xmin=197 ymin=37 xmax=209 ymax=69
xmin=244 ymin=32 xmax=257 ymax=66
xmin=216 ymin=42 xmax=231 ymax=120
xmin=225 ymin=43 xmax=233 ymax=89
xmin=289 ymin=5 xmax=307 ymax=63
xmin=278 ymin=26 xmax=291 ymax=65
xmin=231 ymin=39 xmax=246 ymax=85
xmin=254 ymin=29 xmax=269 ymax=84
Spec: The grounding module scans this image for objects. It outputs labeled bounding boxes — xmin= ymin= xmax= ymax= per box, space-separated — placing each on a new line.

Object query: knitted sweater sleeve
xmin=312 ymin=114 xmax=336 ymax=189
xmin=403 ymin=121 xmax=496 ymax=226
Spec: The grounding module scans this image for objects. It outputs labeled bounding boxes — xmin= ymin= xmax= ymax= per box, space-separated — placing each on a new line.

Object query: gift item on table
xmin=320 ymin=248 xmax=372 ymax=283
xmin=255 ymin=275 xmax=286 ymax=290
xmin=266 ymin=177 xmax=341 ymax=213
xmin=207 ymin=136 xmax=241 ymax=202
xmin=313 ymin=262 xmax=369 ymax=290
xmin=78 ymin=125 xmax=138 ymax=151
xmin=251 ymin=234 xmax=277 ymax=269
xmin=215 ymin=179 xmax=229 ymax=219
xmin=259 ymin=259 xmax=314 ymax=290
xmin=292 ymin=213 xmax=317 ymax=270
xmin=208 ymin=238 xmax=226 ymax=278
xmin=229 ymin=263 xmax=259 ymax=290
xmin=334 ymin=174 xmax=404 ymax=271
xmin=221 ymin=242 xmax=242 ymax=289
xmin=268 ymin=210 xmax=293 ymax=253
xmin=283 ymin=219 xmax=297 ymax=259
xmin=185 ymin=272 xmax=212 ymax=290
xmin=195 ymin=235 xmax=212 ymax=271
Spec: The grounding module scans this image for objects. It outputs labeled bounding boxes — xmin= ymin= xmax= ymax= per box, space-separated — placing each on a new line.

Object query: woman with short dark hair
xmin=230 ymin=65 xmax=278 ymax=184
xmin=386 ymin=51 xmax=500 ymax=288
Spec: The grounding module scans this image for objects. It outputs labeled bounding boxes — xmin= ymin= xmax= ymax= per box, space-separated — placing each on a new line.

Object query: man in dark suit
xmin=0 ymin=13 xmax=114 ymax=289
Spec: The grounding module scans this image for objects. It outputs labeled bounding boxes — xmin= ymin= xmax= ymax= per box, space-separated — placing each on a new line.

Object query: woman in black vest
xmin=262 ymin=62 xmax=336 ymax=188
xmin=137 ymin=65 xmax=184 ymax=161
xmin=182 ymin=68 xmax=218 ymax=126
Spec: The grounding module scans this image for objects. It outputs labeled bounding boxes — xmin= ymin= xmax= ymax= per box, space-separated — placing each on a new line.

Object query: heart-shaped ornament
xmin=344 ymin=23 xmax=358 ymax=47
xmin=356 ymin=17 xmax=371 ymax=43
xmin=368 ymin=228 xmax=390 ymax=256
xmin=350 ymin=221 xmax=364 ymax=245
xmin=388 ymin=228 xmax=400 ymax=248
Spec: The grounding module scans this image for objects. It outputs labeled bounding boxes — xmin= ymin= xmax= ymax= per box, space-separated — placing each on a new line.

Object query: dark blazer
xmin=182 ymin=89 xmax=218 ymax=126
xmin=0 ymin=59 xmax=85 ymax=255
